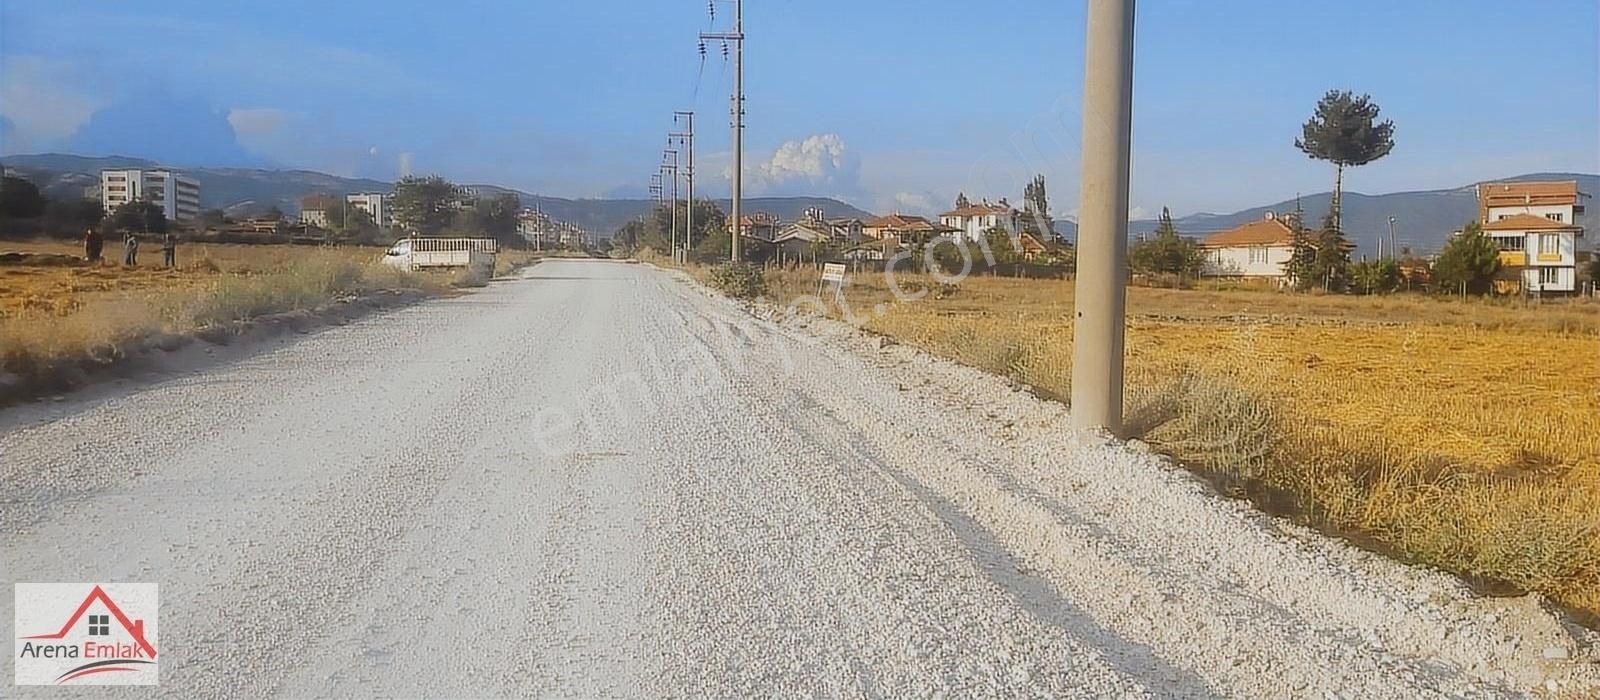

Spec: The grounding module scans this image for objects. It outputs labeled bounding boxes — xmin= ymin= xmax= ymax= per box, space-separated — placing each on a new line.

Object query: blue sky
xmin=2 ymin=0 xmax=1595 ymax=218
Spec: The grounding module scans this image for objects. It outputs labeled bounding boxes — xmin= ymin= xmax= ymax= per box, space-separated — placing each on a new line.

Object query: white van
xmin=383 ymin=237 xmax=497 ymax=279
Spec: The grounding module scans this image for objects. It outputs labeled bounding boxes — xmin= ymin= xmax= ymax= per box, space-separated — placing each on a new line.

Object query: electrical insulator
xmin=721 ymin=41 xmax=729 ymax=59
xmin=698 ymin=40 xmax=707 ymax=58
xmin=708 ymin=0 xmax=715 ymax=20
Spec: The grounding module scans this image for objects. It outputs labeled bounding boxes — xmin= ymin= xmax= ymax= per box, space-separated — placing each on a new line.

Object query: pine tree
xmin=1295 ymin=90 xmax=1396 ymax=230
xmin=1313 ymin=211 xmax=1351 ymax=292
xmin=1283 ymin=202 xmax=1318 ymax=291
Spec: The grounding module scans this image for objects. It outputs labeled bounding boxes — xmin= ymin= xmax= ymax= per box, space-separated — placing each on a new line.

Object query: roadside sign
xmin=818 ymin=262 xmax=848 ymax=306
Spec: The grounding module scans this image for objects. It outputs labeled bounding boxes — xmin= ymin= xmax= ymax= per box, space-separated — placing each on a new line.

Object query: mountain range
xmin=3 ymin=153 xmax=1593 ymax=254
xmin=0 ymin=153 xmax=874 ymax=238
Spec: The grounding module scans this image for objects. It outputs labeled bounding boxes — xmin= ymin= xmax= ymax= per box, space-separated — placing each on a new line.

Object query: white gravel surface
xmin=2 ymin=259 xmax=1595 ymax=698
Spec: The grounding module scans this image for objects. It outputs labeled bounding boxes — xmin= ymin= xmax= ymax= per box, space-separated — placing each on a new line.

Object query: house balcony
xmin=1498 ymin=251 xmax=1527 ymax=266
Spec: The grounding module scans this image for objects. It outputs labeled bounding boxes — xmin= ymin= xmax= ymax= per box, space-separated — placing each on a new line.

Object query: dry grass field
xmin=757 ymin=266 xmax=1600 ymax=619
xmin=0 ymin=239 xmax=440 ymax=378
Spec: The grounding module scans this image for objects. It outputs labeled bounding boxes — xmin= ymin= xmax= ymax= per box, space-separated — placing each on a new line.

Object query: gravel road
xmin=2 ymin=259 xmax=1595 ymax=698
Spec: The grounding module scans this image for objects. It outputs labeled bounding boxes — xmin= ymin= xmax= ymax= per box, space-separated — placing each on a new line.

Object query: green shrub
xmin=709 ymin=262 xmax=768 ymax=299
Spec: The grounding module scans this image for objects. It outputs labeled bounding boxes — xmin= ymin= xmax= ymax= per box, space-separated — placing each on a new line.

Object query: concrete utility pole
xmin=701 ymin=0 xmax=744 ymax=262
xmin=662 ymin=150 xmax=679 ymax=259
xmin=1070 ymin=0 xmax=1136 ymax=435
xmin=1388 ymin=216 xmax=1397 ymax=258
xmin=672 ymin=111 xmax=695 ymax=262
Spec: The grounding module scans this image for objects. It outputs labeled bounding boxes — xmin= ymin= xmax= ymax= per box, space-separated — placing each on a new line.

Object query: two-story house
xmin=1476 ymin=181 xmax=1588 ymax=295
xmin=939 ymin=202 xmax=1023 ymax=244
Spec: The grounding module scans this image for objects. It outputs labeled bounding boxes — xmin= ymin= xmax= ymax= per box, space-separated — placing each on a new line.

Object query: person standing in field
xmin=162 ymin=232 xmax=177 ymax=268
xmin=123 ymin=233 xmax=139 ymax=266
xmin=83 ymin=228 xmax=104 ymax=262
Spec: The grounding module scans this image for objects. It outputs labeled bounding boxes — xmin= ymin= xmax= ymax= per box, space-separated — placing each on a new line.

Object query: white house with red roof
xmin=1198 ymin=212 xmax=1298 ymax=280
xmin=939 ymin=202 xmax=1023 ymax=244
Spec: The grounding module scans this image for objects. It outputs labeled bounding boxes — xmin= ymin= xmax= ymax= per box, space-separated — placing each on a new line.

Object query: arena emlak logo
xmin=14 ymin=583 xmax=159 ymax=685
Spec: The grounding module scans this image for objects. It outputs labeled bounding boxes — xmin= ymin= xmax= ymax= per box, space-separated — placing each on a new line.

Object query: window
xmin=1540 ymin=234 xmax=1559 ymax=256
xmin=1497 ymin=214 xmax=1510 ymax=221
xmin=1546 ymin=213 xmax=1564 ymax=222
xmin=1539 ymin=267 xmax=1558 ymax=286
xmin=1493 ymin=236 xmax=1523 ymax=251
xmin=1248 ymin=246 xmax=1268 ymax=264
xmin=87 ymin=614 xmax=109 ymax=636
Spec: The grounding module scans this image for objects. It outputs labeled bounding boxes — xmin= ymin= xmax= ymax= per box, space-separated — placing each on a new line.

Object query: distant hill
xmin=1101 ymin=173 xmax=1599 ymax=255
xmin=0 ymin=153 xmax=876 ymax=234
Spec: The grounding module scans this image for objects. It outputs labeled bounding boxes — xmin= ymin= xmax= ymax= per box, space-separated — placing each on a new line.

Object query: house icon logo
xmin=13 ymin=583 xmax=159 ymax=685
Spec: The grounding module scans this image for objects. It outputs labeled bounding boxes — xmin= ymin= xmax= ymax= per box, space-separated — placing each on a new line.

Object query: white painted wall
xmin=1524 ymin=265 xmax=1576 ymax=292
xmin=1486 ymin=203 xmax=1576 ymax=224
xmin=1201 ymin=245 xmax=1293 ymax=277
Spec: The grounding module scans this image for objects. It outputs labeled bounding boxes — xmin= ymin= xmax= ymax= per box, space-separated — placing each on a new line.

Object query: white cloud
xmin=0 ymin=56 xmax=98 ymax=152
xmin=226 ymin=107 xmax=288 ymax=137
xmin=748 ymin=133 xmax=865 ymax=202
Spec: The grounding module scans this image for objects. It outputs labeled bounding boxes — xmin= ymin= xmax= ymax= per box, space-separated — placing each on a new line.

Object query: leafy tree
xmin=392 ymin=175 xmax=462 ymax=235
xmin=1022 ymin=174 xmax=1053 ymax=238
xmin=614 ymin=213 xmax=669 ymax=255
xmin=1295 ymin=90 xmax=1396 ymax=229
xmin=1128 ymin=207 xmax=1204 ymax=283
xmin=982 ymin=226 xmax=1024 ymax=266
xmin=1586 ymin=253 xmax=1600 ymax=288
xmin=1283 ymin=203 xmax=1319 ymax=291
xmin=44 ymin=198 xmax=104 ymax=233
xmin=1433 ymin=221 xmax=1501 ymax=295
xmin=1348 ymin=257 xmax=1399 ymax=294
xmin=108 ymin=201 xmax=168 ymax=234
xmin=263 ymin=205 xmax=285 ymax=221
xmin=457 ymin=193 xmax=521 ymax=246
xmin=1313 ymin=211 xmax=1351 ymax=292
xmin=199 ymin=208 xmax=228 ymax=227
xmin=0 ymin=175 xmax=47 ymax=218
xmin=686 ymin=200 xmax=731 ymax=259
xmin=954 ymin=192 xmax=971 ymax=210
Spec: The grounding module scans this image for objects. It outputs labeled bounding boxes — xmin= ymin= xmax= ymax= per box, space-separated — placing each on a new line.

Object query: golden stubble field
xmin=0 ymin=239 xmax=387 ymax=317
xmin=1 ymin=238 xmax=545 ymax=378
xmin=762 ymin=267 xmax=1600 ymax=619
xmin=0 ymin=239 xmax=428 ymax=376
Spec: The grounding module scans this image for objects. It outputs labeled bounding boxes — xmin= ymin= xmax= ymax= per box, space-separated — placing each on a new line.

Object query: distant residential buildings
xmin=346 ymin=192 xmax=393 ymax=229
xmin=1475 ymin=180 xmax=1588 ymax=294
xmin=100 ymin=169 xmax=200 ymax=223
xmin=298 ymin=194 xmax=339 ymax=227
xmin=770 ymin=209 xmax=837 ymax=259
xmin=731 ymin=212 xmax=782 ymax=242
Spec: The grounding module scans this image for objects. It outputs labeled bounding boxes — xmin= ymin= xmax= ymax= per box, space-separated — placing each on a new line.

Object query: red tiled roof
xmin=940 ymin=204 xmax=1013 ymax=218
xmin=1199 ymin=217 xmax=1296 ymax=248
xmin=1481 ymin=213 xmax=1579 ymax=231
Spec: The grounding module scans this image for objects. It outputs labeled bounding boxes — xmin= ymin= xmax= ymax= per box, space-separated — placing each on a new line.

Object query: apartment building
xmin=346 ymin=192 xmax=393 ymax=229
xmin=100 ymin=169 xmax=201 ymax=222
xmin=1476 ymin=181 xmax=1588 ymax=294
